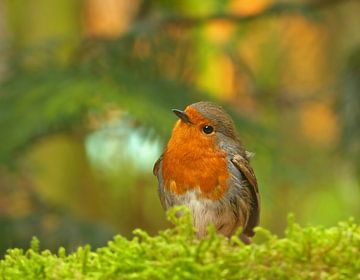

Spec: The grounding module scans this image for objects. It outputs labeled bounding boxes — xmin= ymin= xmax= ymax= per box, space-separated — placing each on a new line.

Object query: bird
xmin=153 ymin=101 xmax=260 ymax=243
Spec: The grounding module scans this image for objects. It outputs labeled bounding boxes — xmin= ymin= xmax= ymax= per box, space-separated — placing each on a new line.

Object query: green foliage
xmin=340 ymin=47 xmax=360 ymax=178
xmin=0 ymin=37 xmax=262 ymax=165
xmin=1 ymin=208 xmax=359 ymax=280
xmin=0 ymin=38 xmax=195 ymax=163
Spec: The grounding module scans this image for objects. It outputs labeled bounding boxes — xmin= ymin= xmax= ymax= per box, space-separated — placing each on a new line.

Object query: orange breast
xmin=162 ymin=120 xmax=230 ymax=200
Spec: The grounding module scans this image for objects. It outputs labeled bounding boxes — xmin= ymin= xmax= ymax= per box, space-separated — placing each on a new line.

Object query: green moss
xmin=1 ymin=208 xmax=359 ymax=279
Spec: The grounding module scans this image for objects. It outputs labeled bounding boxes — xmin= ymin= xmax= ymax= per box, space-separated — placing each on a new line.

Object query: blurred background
xmin=0 ymin=0 xmax=359 ymax=255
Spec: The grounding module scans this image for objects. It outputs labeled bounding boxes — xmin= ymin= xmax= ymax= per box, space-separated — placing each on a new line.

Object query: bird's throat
xmin=162 ymin=133 xmax=230 ymax=200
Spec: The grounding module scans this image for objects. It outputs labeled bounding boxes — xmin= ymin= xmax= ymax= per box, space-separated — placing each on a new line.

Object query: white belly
xmin=177 ymin=190 xmax=237 ymax=237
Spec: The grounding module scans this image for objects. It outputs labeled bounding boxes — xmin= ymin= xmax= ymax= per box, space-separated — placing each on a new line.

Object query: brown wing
xmin=153 ymin=155 xmax=162 ymax=176
xmin=231 ymin=154 xmax=260 ymax=237
xmin=153 ymin=155 xmax=170 ymax=210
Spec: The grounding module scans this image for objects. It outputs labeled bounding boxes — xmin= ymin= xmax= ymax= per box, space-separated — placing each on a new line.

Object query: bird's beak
xmin=172 ymin=109 xmax=192 ymax=124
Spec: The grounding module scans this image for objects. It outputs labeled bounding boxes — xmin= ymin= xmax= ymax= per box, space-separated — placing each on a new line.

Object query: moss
xmin=1 ymin=207 xmax=359 ymax=279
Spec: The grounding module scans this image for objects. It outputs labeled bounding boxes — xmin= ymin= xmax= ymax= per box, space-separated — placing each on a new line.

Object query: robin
xmin=153 ymin=101 xmax=260 ymax=243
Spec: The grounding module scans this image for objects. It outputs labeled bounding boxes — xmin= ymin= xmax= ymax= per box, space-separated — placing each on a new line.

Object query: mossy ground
xmin=1 ymin=207 xmax=359 ymax=280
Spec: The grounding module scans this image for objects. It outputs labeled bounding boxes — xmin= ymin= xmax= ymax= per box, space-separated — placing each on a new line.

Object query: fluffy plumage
xmin=153 ymin=101 xmax=260 ymax=241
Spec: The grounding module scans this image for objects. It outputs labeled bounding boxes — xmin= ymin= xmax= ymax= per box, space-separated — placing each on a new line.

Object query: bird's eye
xmin=202 ymin=125 xmax=214 ymax=134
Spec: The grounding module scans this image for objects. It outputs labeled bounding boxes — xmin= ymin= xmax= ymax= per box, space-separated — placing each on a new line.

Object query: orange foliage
xmin=83 ymin=0 xmax=139 ymax=38
xmin=280 ymin=16 xmax=330 ymax=95
xmin=300 ymin=102 xmax=339 ymax=145
xmin=204 ymin=20 xmax=234 ymax=44
xmin=198 ymin=53 xmax=235 ymax=100
xmin=229 ymin=0 xmax=271 ymax=16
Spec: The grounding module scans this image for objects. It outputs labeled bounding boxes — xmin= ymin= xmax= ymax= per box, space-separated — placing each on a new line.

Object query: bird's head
xmin=169 ymin=101 xmax=239 ymax=148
